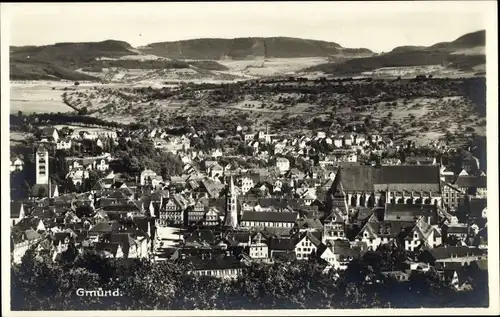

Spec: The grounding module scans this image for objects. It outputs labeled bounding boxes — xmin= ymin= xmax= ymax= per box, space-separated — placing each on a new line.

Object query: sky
xmin=2 ymin=1 xmax=493 ymax=53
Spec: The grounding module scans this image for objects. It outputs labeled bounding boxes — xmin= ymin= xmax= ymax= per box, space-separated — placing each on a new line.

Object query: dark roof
xmin=95 ymin=242 xmax=120 ymax=256
xmin=354 ymin=207 xmax=373 ymax=222
xmin=455 ymin=175 xmax=487 ymax=188
xmin=468 ymin=198 xmax=487 ymax=218
xmin=107 ymin=190 xmax=130 ymax=199
xmin=11 ymin=201 xmax=24 ymax=218
xmin=446 ymin=225 xmax=469 ymax=234
xmin=13 ymin=217 xmax=42 ymax=232
xmin=102 ymin=204 xmax=140 ymax=213
xmin=268 ymin=237 xmax=295 ymax=251
xmin=99 ymin=198 xmax=130 ymax=207
xmin=89 ymin=221 xmax=120 ymax=233
xmin=31 ymin=207 xmax=57 ymax=219
xmin=330 ymin=240 xmax=362 ymax=257
xmin=177 ymin=254 xmax=248 ymax=271
xmin=294 ymin=231 xmax=322 ymax=247
xmin=384 ymin=204 xmax=438 ymax=223
xmin=296 ymin=218 xmax=323 ymax=230
xmin=271 ymin=250 xmax=296 ymax=262
xmin=185 ymin=229 xmax=217 ymax=245
xmin=426 ymin=246 xmax=487 ymax=261
xmin=31 ymin=183 xmax=57 ymax=197
xmin=337 ymin=164 xmax=440 ymax=192
xmin=41 ymin=127 xmax=58 ymax=136
xmin=241 ymin=211 xmax=298 ymax=223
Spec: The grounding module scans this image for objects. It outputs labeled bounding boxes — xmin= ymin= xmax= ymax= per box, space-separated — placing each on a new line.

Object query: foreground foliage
xmin=11 ymin=247 xmax=489 ymax=310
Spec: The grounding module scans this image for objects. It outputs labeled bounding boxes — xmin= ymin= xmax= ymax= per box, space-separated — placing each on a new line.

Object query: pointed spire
xmin=230 ymin=175 xmax=235 ymax=192
xmin=330 ymin=165 xmax=343 ymax=196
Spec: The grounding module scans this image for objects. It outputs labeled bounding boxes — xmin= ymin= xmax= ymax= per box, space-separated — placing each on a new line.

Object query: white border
xmin=1 ymin=2 xmax=498 ymax=316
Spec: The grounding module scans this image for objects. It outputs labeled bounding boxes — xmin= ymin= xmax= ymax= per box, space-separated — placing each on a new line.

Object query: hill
xmin=10 ymin=40 xmax=230 ymax=81
xmin=303 ymin=30 xmax=486 ymax=75
xmin=139 ymin=37 xmax=374 ymax=60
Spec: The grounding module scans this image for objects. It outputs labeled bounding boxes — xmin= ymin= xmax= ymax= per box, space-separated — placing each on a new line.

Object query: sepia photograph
xmin=1 ymin=1 xmax=498 ymax=316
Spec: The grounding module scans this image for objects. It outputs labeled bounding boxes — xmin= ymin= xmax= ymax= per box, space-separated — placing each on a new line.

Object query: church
xmin=325 ymin=164 xmax=442 ymax=215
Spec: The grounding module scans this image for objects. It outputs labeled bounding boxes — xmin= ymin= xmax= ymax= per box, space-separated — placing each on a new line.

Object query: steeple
xmin=224 ymin=176 xmax=238 ymax=228
xmin=35 ymin=145 xmax=49 ymax=185
xmin=328 ymin=165 xmax=348 ymax=215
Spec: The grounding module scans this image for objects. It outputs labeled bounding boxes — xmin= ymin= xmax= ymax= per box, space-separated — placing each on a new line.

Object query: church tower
xmin=327 ymin=166 xmax=348 ymax=216
xmin=35 ymin=145 xmax=49 ymax=185
xmin=224 ymin=176 xmax=238 ymax=228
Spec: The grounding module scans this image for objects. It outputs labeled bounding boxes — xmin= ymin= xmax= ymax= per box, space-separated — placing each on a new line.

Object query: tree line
xmin=11 ymin=243 xmax=488 ymax=311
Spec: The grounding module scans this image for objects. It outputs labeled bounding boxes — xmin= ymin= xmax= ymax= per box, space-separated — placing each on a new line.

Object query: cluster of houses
xmin=10 ymin=125 xmax=487 ymax=289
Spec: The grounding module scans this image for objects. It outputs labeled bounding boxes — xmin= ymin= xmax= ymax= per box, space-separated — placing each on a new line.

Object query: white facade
xmin=276 ymin=158 xmax=290 ymax=174
xmin=295 ymin=235 xmax=318 ymax=260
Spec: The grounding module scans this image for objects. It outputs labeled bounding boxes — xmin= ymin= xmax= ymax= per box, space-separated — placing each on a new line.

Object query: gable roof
xmin=294 ymin=231 xmax=322 ymax=247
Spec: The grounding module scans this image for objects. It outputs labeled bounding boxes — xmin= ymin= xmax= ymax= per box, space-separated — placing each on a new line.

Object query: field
xmin=218 ymin=57 xmax=329 ymax=77
xmin=10 ymin=82 xmax=75 ymax=114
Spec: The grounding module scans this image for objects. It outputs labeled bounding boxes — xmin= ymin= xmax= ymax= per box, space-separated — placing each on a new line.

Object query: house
xmin=244 ymin=133 xmax=256 ymax=142
xmin=276 ymin=157 xmax=290 ymax=174
xmin=14 ymin=217 xmax=46 ymax=232
xmin=208 ymin=163 xmax=224 ymax=178
xmin=40 ymin=127 xmax=60 ymax=142
xmin=295 ymin=218 xmax=324 ymax=233
xmin=101 ymin=204 xmax=141 ymax=220
xmin=240 ymin=211 xmax=299 ymax=228
xmin=443 ymin=223 xmax=470 ymax=242
xmin=244 ymin=232 xmax=269 ymax=261
xmin=381 ymin=158 xmax=402 ymax=166
xmin=404 ymin=217 xmax=442 ymax=252
xmin=317 ymin=240 xmax=363 ymax=271
xmin=418 ymin=246 xmax=487 ymax=269
xmin=333 ymin=137 xmax=343 ymax=148
xmin=355 ymin=215 xmax=415 ymax=251
xmin=31 ymin=182 xmax=59 ymax=199
xmin=10 ymin=157 xmax=24 ymax=172
xmin=442 ymin=183 xmax=463 ymax=211
xmin=159 ymin=195 xmax=187 ymax=226
xmin=322 ymin=212 xmax=347 ymax=243
xmin=268 ymin=237 xmax=296 ymax=263
xmin=94 ymin=242 xmax=125 ymax=258
xmin=294 ymin=231 xmax=322 ymax=260
xmin=56 ymin=139 xmax=72 ymax=150
xmin=454 ymin=175 xmax=487 ymax=197
xmin=239 ymin=176 xmax=257 ymax=195
xmin=11 ymin=229 xmax=43 ymax=263
xmin=180 ymin=254 xmax=250 ymax=279
xmin=203 ymin=207 xmax=223 ymax=226
xmin=211 ymin=148 xmax=224 ymax=158
xmin=65 ymin=156 xmax=110 ymax=172
xmin=384 ymin=204 xmax=439 ymax=225
xmin=140 ymin=169 xmax=163 ymax=187
xmin=187 ymin=200 xmax=207 ymax=225
xmin=100 ymin=233 xmax=150 ymax=259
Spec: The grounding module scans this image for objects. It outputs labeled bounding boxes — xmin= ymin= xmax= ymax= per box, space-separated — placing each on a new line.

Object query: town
xmin=10 ymin=97 xmax=488 ymax=308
